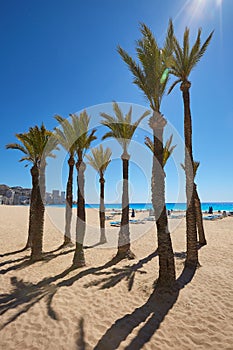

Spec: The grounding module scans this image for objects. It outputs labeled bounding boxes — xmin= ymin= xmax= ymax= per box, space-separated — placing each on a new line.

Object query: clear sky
xmin=0 ymin=0 xmax=232 ymax=203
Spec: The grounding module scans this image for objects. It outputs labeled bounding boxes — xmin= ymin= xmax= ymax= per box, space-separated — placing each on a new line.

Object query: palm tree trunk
xmin=150 ymin=113 xmax=176 ymax=287
xmin=40 ymin=160 xmax=46 ymax=203
xmin=194 ymin=184 xmax=207 ymax=246
xmin=63 ymin=155 xmax=75 ymax=246
xmin=117 ymin=152 xmax=135 ymax=259
xmin=30 ymin=164 xmax=45 ymax=262
xmin=25 ymin=175 xmax=37 ymax=249
xmin=181 ymin=81 xmax=198 ymax=268
xmin=99 ymin=173 xmax=107 ymax=244
xmin=73 ymin=159 xmax=86 ymax=267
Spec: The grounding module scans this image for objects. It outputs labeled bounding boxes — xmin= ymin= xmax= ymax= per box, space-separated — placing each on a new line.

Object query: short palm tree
xmin=6 ymin=124 xmax=57 ymax=261
xmin=71 ymin=111 xmax=97 ymax=267
xmin=182 ymin=161 xmax=207 ymax=246
xmin=54 ymin=115 xmax=78 ymax=247
xmin=86 ymin=145 xmax=112 ymax=244
xmin=145 ymin=134 xmax=176 ymax=167
xmin=193 ymin=161 xmax=207 ymax=246
xmin=101 ymin=102 xmax=150 ymax=259
xmin=118 ymin=21 xmax=176 ymax=287
xmin=168 ymin=27 xmax=213 ymax=267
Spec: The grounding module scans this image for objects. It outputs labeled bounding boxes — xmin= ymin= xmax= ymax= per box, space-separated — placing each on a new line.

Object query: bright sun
xmin=178 ymin=0 xmax=224 ymax=26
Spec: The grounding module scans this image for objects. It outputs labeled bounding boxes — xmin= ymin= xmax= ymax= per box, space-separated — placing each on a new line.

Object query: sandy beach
xmin=0 ymin=205 xmax=233 ymax=349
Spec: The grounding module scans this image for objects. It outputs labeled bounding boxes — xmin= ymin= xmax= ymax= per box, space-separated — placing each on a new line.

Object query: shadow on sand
xmin=76 ymin=318 xmax=87 ymax=350
xmin=83 ymin=250 xmax=158 ymax=291
xmin=0 ymin=251 xmax=133 ymax=329
xmin=0 ymin=246 xmax=198 ymax=349
xmin=93 ymin=266 xmax=196 ymax=350
xmin=0 ymin=246 xmax=75 ymax=275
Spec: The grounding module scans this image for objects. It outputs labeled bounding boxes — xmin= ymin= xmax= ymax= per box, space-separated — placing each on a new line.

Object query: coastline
xmin=6 ymin=201 xmax=233 ymax=212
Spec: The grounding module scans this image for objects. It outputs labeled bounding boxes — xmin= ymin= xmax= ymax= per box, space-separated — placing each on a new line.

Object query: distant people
xmin=208 ymin=206 xmax=213 ymax=214
xmin=222 ymin=210 xmax=227 ymax=218
xmin=167 ymin=210 xmax=171 ymax=216
xmin=131 ymin=208 xmax=135 ymax=218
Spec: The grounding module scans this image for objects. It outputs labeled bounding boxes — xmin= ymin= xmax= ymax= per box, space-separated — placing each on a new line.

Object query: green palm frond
xmin=118 ymin=20 xmax=175 ymax=112
xmin=170 ymin=27 xmax=213 ymax=86
xmin=145 ymin=134 xmax=176 ymax=167
xmin=54 ymin=114 xmax=77 ymax=155
xmin=66 ymin=111 xmax=97 ymax=159
xmin=6 ymin=142 xmax=28 ymax=155
xmin=6 ymin=124 xmax=57 ymax=167
xmin=86 ymin=145 xmax=112 ymax=174
xmin=101 ymin=103 xmax=150 ymax=152
xmin=101 ymin=131 xmax=116 ymax=141
xmin=117 ymin=46 xmax=154 ymax=108
xmin=167 ymin=78 xmax=182 ymax=94
xmin=162 ymin=19 xmax=174 ymax=66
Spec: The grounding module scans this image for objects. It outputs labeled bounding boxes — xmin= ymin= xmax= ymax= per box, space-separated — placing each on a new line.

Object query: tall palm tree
xmin=118 ymin=21 xmax=176 ymax=287
xmin=6 ymin=124 xmax=57 ymax=261
xmin=86 ymin=145 xmax=112 ymax=244
xmin=101 ymin=102 xmax=150 ymax=260
xmin=71 ymin=111 xmax=97 ymax=268
xmin=54 ymin=115 xmax=78 ymax=247
xmin=168 ymin=27 xmax=213 ymax=267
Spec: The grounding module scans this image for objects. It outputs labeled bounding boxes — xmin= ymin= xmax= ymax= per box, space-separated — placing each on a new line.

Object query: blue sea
xmin=49 ymin=202 xmax=233 ymax=212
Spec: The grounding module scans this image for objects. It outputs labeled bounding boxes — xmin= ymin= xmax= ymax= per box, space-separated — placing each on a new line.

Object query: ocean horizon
xmin=46 ymin=202 xmax=233 ymax=212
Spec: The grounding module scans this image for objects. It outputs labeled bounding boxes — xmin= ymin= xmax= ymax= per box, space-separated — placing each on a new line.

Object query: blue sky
xmin=0 ymin=0 xmax=232 ymax=203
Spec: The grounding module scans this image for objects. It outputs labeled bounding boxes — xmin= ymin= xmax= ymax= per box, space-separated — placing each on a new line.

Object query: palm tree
xmin=181 ymin=161 xmax=207 ymax=246
xmin=168 ymin=27 xmax=213 ymax=267
xmin=193 ymin=161 xmax=207 ymax=246
xmin=86 ymin=145 xmax=112 ymax=244
xmin=6 ymin=124 xmax=57 ymax=261
xmin=54 ymin=115 xmax=78 ymax=247
xmin=101 ymin=102 xmax=150 ymax=260
xmin=118 ymin=21 xmax=176 ymax=287
xmin=71 ymin=111 xmax=97 ymax=267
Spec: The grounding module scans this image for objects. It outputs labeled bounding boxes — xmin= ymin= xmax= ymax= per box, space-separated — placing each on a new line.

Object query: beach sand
xmin=0 ymin=205 xmax=233 ymax=349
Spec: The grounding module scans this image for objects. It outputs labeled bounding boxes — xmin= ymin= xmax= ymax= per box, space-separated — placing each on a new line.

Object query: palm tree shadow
xmin=0 ymin=247 xmax=28 ymax=258
xmin=84 ymin=250 xmax=158 ymax=291
xmin=93 ymin=266 xmax=196 ymax=350
xmin=0 ymin=247 xmax=75 ymax=275
xmin=0 ymin=255 xmax=122 ymax=329
xmin=0 ymin=255 xmax=31 ymax=269
xmin=76 ymin=318 xmax=87 ymax=350
xmin=83 ymin=241 xmax=106 ymax=249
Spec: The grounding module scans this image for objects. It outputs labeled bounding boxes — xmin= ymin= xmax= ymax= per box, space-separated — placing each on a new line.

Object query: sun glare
xmin=174 ymin=0 xmax=223 ymax=28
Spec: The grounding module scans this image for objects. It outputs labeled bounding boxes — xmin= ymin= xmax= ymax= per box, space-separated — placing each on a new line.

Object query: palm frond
xmin=86 ymin=145 xmax=112 ymax=173
xmin=6 ymin=142 xmax=28 ymax=154
xmin=167 ymin=78 xmax=182 ymax=94
xmin=171 ymin=27 xmax=213 ymax=83
xmin=101 ymin=103 xmax=148 ymax=152
xmin=145 ymin=134 xmax=176 ymax=167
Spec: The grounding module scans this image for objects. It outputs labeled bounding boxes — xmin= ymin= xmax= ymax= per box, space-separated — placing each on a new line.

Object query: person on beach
xmin=208 ymin=206 xmax=213 ymax=214
xmin=131 ymin=208 xmax=135 ymax=218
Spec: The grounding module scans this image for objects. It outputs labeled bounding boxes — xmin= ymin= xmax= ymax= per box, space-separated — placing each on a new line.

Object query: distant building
xmin=61 ymin=191 xmax=66 ymax=204
xmin=0 ymin=184 xmax=31 ymax=205
xmin=45 ymin=192 xmax=53 ymax=204
xmin=0 ymin=184 xmax=67 ymax=206
xmin=52 ymin=190 xmax=60 ymax=204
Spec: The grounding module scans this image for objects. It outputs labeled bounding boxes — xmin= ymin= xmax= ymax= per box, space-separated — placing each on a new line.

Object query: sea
xmin=48 ymin=202 xmax=233 ymax=212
